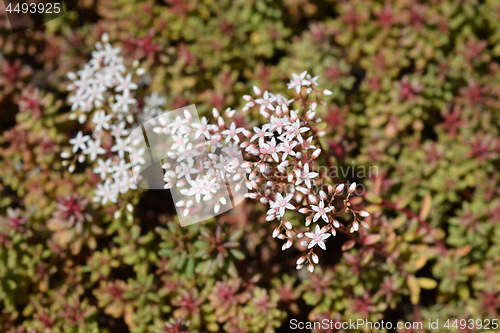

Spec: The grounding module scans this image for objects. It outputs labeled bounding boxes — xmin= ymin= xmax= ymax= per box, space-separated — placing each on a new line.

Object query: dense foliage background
xmin=1 ymin=0 xmax=500 ymax=332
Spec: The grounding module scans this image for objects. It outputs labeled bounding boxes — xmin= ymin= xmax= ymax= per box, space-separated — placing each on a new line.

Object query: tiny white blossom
xmin=270 ymin=193 xmax=295 ymax=217
xmin=69 ymin=131 xmax=90 ymax=153
xmin=305 ymin=224 xmax=331 ymax=250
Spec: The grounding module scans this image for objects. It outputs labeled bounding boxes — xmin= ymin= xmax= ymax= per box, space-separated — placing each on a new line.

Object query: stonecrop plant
xmin=3 ymin=0 xmax=500 ymax=332
xmin=64 ymin=35 xmax=370 ymax=272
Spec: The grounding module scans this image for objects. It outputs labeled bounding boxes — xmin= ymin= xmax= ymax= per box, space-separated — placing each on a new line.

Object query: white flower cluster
xmin=149 ymin=107 xmax=249 ymax=220
xmin=241 ymin=71 xmax=370 ymax=272
xmin=62 ymin=34 xmax=156 ymax=205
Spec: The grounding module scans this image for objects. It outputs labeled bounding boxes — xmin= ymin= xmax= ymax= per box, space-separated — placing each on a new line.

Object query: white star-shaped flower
xmin=69 ymin=131 xmax=90 ymax=153
xmin=310 ymin=200 xmax=333 ymax=223
xmin=270 ymin=193 xmax=295 ymax=217
xmin=305 ymin=224 xmax=331 ymax=250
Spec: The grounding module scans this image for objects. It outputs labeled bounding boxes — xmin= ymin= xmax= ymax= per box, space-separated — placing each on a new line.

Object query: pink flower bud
xmin=275 ymin=106 xmax=282 ymax=116
xmin=296 ymin=264 xmax=303 ymax=270
xmin=260 ymin=197 xmax=269 ymax=204
xmin=319 ymin=191 xmax=327 ymax=199
xmin=331 ymin=230 xmax=336 ymax=236
xmin=290 ymin=110 xmax=298 ymax=122
xmin=308 ymin=194 xmax=319 ymax=204
xmin=360 ymin=210 xmax=370 ymax=217
xmin=298 ymin=208 xmax=309 ymax=214
xmin=312 ymin=253 xmax=319 ymax=264
xmin=300 ymin=240 xmax=308 ymax=247
xmin=253 ymin=86 xmax=262 ymax=96
xmin=353 ymin=221 xmax=359 ymax=231
xmin=272 ymin=228 xmax=280 ymax=238
xmin=297 ymin=232 xmax=304 ymax=238
xmin=278 ymin=234 xmax=286 ymax=240
xmin=306 ymin=111 xmax=316 ymax=120
xmin=328 ymin=185 xmax=333 ymax=193
xmin=322 ymin=89 xmax=332 ymax=95
xmin=349 ymin=182 xmax=356 ymax=193
xmin=311 ymin=102 xmax=317 ymax=110
xmin=286 ymin=239 xmax=293 ymax=249
xmin=312 ymin=148 xmax=321 ymax=159
xmin=308 ymin=264 xmax=314 ymax=273
xmin=305 ymin=216 xmax=312 ymax=226
xmin=285 ymin=221 xmax=293 ymax=230
xmin=333 ymin=220 xmax=340 ymax=228
xmin=212 ymin=108 xmax=220 ymax=119
xmin=243 ymin=94 xmax=253 ymax=101
xmin=218 ymin=117 xmax=225 ymax=127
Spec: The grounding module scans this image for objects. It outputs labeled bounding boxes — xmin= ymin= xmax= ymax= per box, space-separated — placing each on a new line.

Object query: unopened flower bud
xmin=305 ymin=216 xmax=312 ymax=227
xmin=328 ymin=185 xmax=333 ymax=193
xmin=311 ymin=102 xmax=317 ymax=110
xmin=272 ymin=228 xmax=280 ymax=238
xmin=114 ymin=210 xmax=122 ymax=219
xmin=308 ymin=264 xmax=314 ymax=273
xmin=212 ymin=108 xmax=220 ymax=119
xmin=311 ymin=253 xmax=319 ymax=264
xmin=298 ymin=208 xmax=309 ymax=214
xmin=360 ymin=210 xmax=370 ymax=217
xmin=308 ymin=194 xmax=319 ymax=204
xmin=300 ymin=240 xmax=308 ymax=247
xmin=101 ymin=32 xmax=109 ymax=43
xmin=286 ymin=239 xmax=293 ymax=249
xmin=243 ymin=95 xmax=253 ymax=101
xmin=306 ymin=111 xmax=316 ymax=120
xmin=319 ymin=191 xmax=327 ymax=199
xmin=349 ymin=182 xmax=357 ymax=193
xmin=353 ymin=221 xmax=359 ymax=231
xmin=333 ymin=220 xmax=340 ymax=228
xmin=322 ymin=89 xmax=332 ymax=96
xmin=278 ymin=234 xmax=286 ymax=240
xmin=284 ymin=221 xmax=293 ymax=230
xmin=60 ymin=151 xmax=70 ymax=159
xmin=312 ymin=148 xmax=321 ymax=159
xmin=296 ymin=256 xmax=306 ymax=265
xmin=296 ymin=264 xmax=303 ymax=270
xmin=253 ymin=86 xmax=262 ymax=96
xmin=297 ymin=232 xmax=304 ymax=238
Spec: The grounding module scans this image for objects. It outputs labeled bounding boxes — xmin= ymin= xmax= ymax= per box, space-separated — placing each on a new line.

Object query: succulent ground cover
xmin=1 ymin=0 xmax=500 ymax=332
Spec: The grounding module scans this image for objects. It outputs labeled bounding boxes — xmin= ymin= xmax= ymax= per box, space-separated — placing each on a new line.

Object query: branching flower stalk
xmin=238 ymin=71 xmax=371 ymax=272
